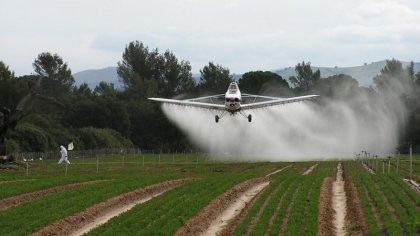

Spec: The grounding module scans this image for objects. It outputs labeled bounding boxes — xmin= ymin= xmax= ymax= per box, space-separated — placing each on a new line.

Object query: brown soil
xmin=302 ymin=163 xmax=318 ymax=175
xmin=219 ymin=184 xmax=268 ymax=236
xmin=241 ymin=181 xmax=282 ymax=236
xmin=265 ymin=164 xmax=292 ymax=177
xmin=343 ymin=176 xmax=370 ymax=236
xmin=174 ymin=177 xmax=268 ymax=236
xmin=205 ymin=182 xmax=269 ymax=236
xmin=403 ymin=178 xmax=420 ymax=193
xmin=0 ymin=180 xmax=107 ymax=210
xmin=332 ymin=162 xmax=347 ymax=236
xmin=0 ymin=179 xmax=36 ymax=184
xmin=31 ymin=178 xmax=191 ymax=236
xmin=317 ymin=177 xmax=335 ymax=236
xmin=361 ymin=162 xmax=375 ymax=174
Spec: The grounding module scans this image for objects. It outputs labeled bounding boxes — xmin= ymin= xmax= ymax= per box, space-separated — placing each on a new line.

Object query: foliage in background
xmin=1 ymin=43 xmax=420 ymax=153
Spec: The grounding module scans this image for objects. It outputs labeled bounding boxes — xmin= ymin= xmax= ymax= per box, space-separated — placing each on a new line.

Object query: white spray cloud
xmin=161 ymin=88 xmax=406 ymax=161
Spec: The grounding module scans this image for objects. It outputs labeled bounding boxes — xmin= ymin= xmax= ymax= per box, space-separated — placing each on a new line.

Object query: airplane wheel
xmin=248 ymin=114 xmax=252 ymax=122
xmin=215 ymin=115 xmax=219 ymax=123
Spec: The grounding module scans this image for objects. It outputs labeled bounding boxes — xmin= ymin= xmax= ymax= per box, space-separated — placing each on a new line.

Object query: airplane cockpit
xmin=228 ymin=82 xmax=238 ymax=94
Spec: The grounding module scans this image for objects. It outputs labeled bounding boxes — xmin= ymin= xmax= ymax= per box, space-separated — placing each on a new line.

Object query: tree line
xmin=1 ymin=40 xmax=420 ymax=156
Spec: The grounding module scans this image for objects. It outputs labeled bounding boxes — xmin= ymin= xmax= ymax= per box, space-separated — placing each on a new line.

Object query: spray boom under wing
xmin=149 ymin=82 xmax=319 ymax=123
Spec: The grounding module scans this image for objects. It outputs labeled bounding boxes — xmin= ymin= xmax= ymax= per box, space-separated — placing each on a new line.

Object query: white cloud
xmin=1 ymin=0 xmax=419 ymax=75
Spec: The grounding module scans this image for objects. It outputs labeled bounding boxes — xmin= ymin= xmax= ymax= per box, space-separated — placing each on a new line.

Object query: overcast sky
xmin=1 ymin=0 xmax=420 ymax=76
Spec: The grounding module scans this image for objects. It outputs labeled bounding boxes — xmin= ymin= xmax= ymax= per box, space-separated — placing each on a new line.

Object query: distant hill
xmin=275 ymin=60 xmax=420 ymax=87
xmin=73 ymin=67 xmax=122 ymax=89
xmin=73 ymin=60 xmax=420 ymax=89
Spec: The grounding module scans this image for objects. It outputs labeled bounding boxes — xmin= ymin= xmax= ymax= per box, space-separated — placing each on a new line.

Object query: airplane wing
xmin=148 ymin=95 xmax=226 ymax=111
xmin=240 ymin=94 xmax=319 ymax=110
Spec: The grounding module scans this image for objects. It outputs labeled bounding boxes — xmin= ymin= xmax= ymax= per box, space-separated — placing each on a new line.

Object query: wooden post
xmin=96 ymin=157 xmax=99 ymax=173
xmin=382 ymin=160 xmax=385 ymax=173
xmin=410 ymin=144 xmax=413 ymax=181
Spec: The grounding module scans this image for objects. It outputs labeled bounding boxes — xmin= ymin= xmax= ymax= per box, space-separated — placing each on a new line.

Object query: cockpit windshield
xmin=228 ymin=82 xmax=238 ymax=94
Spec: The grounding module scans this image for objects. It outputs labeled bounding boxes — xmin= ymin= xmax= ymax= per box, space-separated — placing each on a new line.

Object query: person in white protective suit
xmin=58 ymin=145 xmax=70 ymax=164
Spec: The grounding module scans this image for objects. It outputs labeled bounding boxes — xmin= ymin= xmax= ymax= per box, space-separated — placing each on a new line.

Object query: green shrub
xmin=76 ymin=127 xmax=133 ymax=149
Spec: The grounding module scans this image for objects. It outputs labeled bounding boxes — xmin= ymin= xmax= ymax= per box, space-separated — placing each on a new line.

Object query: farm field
xmin=0 ymin=154 xmax=419 ymax=235
xmin=362 ymin=155 xmax=420 ymax=182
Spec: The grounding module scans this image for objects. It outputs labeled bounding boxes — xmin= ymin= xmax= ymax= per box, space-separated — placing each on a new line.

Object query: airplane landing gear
xmin=215 ymin=111 xmax=227 ymax=123
xmin=248 ymin=114 xmax=252 ymax=122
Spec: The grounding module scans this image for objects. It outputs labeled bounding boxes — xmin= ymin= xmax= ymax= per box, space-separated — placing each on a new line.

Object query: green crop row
xmin=301 ymin=162 xmax=335 ymax=235
xmin=233 ymin=162 xmax=311 ymax=236
xmin=249 ymin=175 xmax=292 ymax=235
xmin=283 ymin=173 xmax=314 ymax=235
xmin=344 ymin=162 xmax=382 ymax=235
xmin=0 ymin=156 xmax=286 ymax=235
xmin=389 ymin=175 xmax=420 ymax=205
xmin=85 ymin=172 xmax=259 ymax=235
xmin=361 ymin=156 xmax=420 ymax=182
xmin=232 ymin=174 xmax=280 ymax=235
xmin=227 ymin=161 xmax=333 ymax=236
xmin=344 ymin=161 xmax=414 ymax=235
xmin=0 ymin=160 xmax=285 ymax=235
xmin=283 ymin=162 xmax=335 ymax=236
xmin=375 ymin=174 xmax=419 ymax=235
xmin=0 ymin=175 xmax=178 ymax=235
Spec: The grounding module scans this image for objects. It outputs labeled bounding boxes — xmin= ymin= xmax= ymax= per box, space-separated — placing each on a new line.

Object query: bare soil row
xmin=0 ymin=179 xmax=36 ymax=184
xmin=318 ymin=163 xmax=369 ymax=236
xmin=0 ymin=180 xmax=108 ymax=210
xmin=31 ymin=178 xmax=191 ymax=236
xmin=174 ymin=177 xmax=268 ymax=236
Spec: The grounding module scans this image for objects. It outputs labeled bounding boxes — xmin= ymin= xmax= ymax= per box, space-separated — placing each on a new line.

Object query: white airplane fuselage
xmin=225 ymin=82 xmax=242 ymax=113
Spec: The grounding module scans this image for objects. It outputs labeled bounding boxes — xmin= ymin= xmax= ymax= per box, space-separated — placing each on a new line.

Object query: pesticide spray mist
xmin=161 ymin=88 xmax=407 ymax=161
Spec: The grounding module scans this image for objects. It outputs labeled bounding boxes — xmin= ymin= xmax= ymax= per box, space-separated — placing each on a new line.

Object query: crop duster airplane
xmin=149 ymin=82 xmax=319 ymax=123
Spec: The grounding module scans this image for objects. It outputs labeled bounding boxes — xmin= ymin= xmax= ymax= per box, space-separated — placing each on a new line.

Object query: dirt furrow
xmin=0 ymin=179 xmax=36 ymax=184
xmin=403 ymin=178 xmax=420 ymax=193
xmin=242 ymin=182 xmax=282 ymax=236
xmin=31 ymin=178 xmax=191 ymax=236
xmin=332 ymin=162 xmax=347 ymax=236
xmin=317 ymin=177 xmax=334 ymax=236
xmin=302 ymin=163 xmax=318 ymax=175
xmin=218 ymin=185 xmax=266 ymax=236
xmin=265 ymin=164 xmax=292 ymax=177
xmin=174 ymin=177 xmax=269 ymax=236
xmin=205 ymin=182 xmax=269 ymax=236
xmin=0 ymin=180 xmax=108 ymax=210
